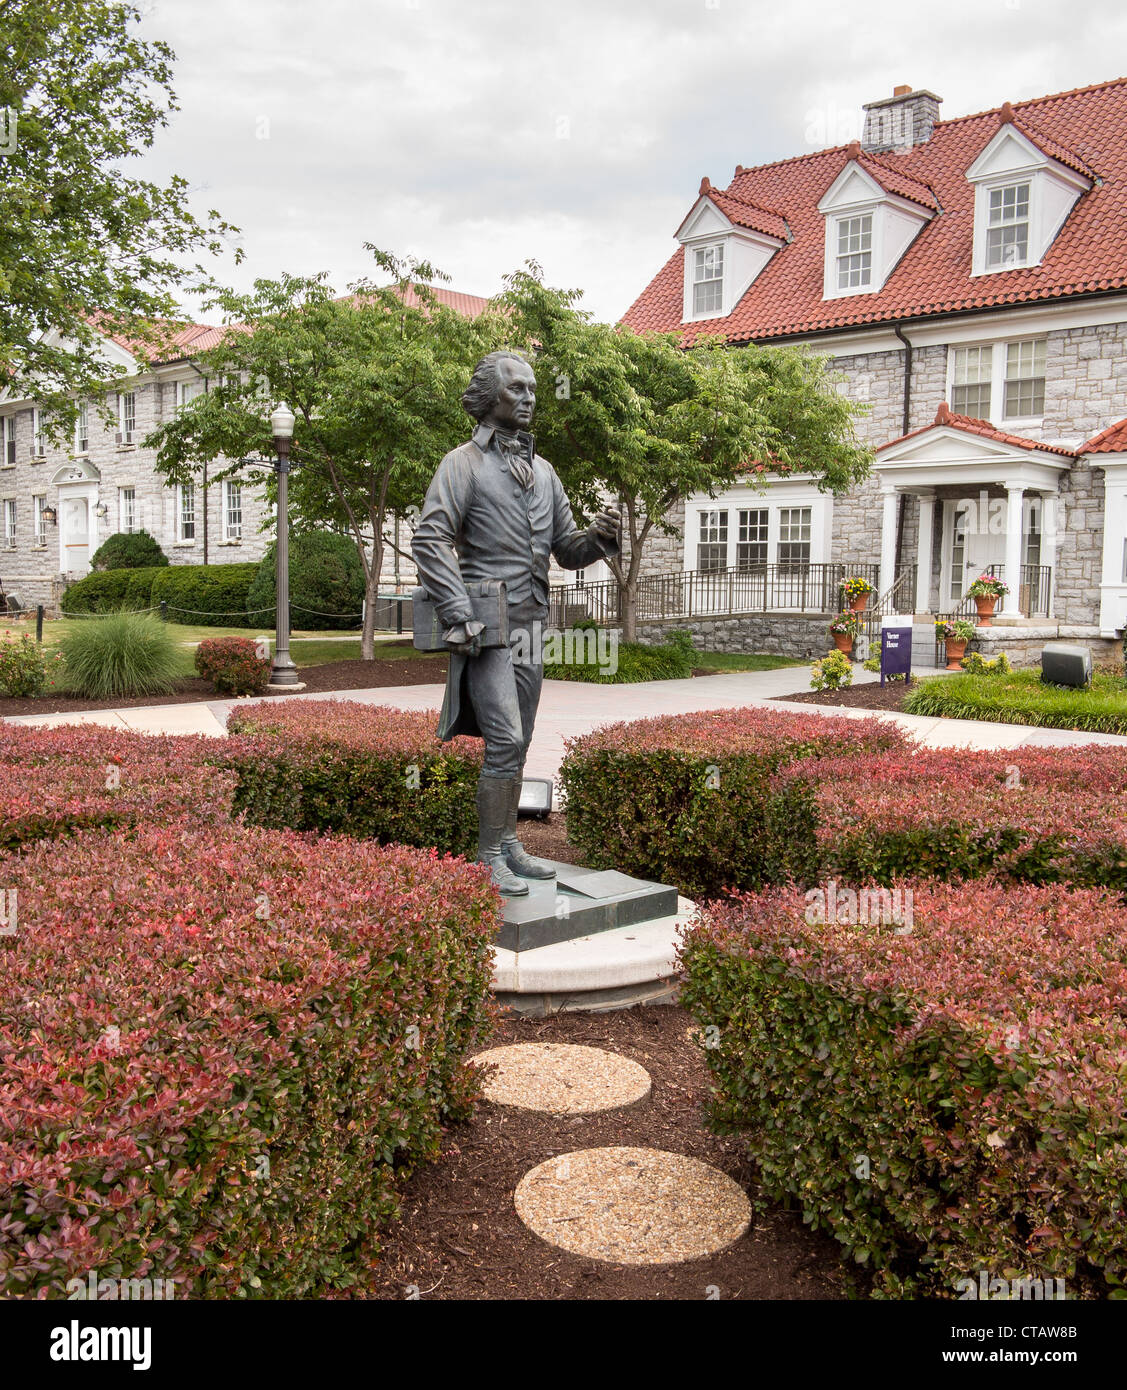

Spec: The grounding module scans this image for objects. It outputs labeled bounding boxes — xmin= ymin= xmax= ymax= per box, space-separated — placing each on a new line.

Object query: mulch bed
xmin=774 ymin=678 xmax=917 ymax=712
xmin=364 ymin=1003 xmax=854 ymax=1300
xmin=0 ymin=655 xmax=450 ymax=717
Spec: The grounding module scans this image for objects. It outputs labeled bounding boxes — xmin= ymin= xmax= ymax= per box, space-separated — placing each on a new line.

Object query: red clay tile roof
xmin=683 ymin=182 xmax=791 ymax=241
xmin=850 ymin=145 xmax=940 ymax=210
xmin=1080 ymin=417 xmax=1127 ymax=452
xmin=621 ymin=77 xmax=1122 ymax=344
xmin=876 ymin=400 xmax=1079 ymax=457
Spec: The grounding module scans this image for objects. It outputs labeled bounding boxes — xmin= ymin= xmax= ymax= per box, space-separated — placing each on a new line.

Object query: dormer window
xmin=836 ymin=214 xmax=873 ymax=290
xmin=692 ymin=244 xmax=725 ymax=315
xmin=985 ymin=182 xmax=1030 ymax=268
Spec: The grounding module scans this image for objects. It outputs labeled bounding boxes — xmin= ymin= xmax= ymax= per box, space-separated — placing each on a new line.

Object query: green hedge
xmin=222 ymin=699 xmax=482 ymax=857
xmin=558 ymin=706 xmax=907 ymax=897
xmin=680 ymin=878 xmax=1127 ymax=1298
xmin=246 ymin=531 xmax=365 ymax=631
xmin=150 ymin=562 xmax=261 ymax=627
xmin=89 ymin=529 xmax=169 ymax=570
xmin=61 ymin=567 xmax=166 ymax=614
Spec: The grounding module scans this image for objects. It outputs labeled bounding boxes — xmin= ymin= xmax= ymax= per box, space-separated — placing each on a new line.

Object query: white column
xmin=1097 ymin=463 xmax=1127 ymax=633
xmin=1001 ymin=484 xmax=1024 ymax=617
xmin=879 ymin=487 xmax=898 ymax=599
xmin=915 ymin=492 xmax=935 ymax=614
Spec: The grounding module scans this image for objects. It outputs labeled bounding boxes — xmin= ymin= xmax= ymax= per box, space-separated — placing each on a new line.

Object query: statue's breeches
xmin=465 ymin=598 xmax=547 ymax=779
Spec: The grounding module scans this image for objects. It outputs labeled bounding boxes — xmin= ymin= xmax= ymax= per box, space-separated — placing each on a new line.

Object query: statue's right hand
xmin=443 ymin=620 xmax=485 ymax=656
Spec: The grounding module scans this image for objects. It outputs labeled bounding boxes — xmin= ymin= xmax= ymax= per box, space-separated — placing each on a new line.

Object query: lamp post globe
xmin=267 ymin=402 xmax=303 ymax=690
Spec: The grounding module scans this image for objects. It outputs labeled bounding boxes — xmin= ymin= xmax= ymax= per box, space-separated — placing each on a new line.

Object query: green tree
xmin=500 ymin=265 xmax=873 ymax=640
xmin=145 ymin=251 xmax=512 ymax=658
xmin=0 ymin=0 xmax=239 ymax=431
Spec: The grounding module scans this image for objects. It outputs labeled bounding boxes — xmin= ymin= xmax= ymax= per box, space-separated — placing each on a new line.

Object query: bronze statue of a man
xmin=412 ymin=350 xmax=619 ymax=895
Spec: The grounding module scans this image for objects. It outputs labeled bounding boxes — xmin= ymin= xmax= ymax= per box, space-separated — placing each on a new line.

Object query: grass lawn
xmin=904 ymin=666 xmax=1127 ymax=734
xmin=693 ymin=651 xmax=805 ymax=672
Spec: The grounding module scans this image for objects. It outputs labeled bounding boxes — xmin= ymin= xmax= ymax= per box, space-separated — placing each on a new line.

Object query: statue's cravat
xmin=493 ymin=427 xmax=534 ymax=490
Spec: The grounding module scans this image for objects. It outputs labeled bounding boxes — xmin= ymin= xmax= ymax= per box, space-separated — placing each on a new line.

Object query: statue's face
xmin=484 ymin=357 xmax=536 ymax=431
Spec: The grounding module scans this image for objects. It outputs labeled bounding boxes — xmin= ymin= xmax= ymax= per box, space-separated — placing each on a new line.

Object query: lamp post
xmin=267 ymin=403 xmax=303 ymax=689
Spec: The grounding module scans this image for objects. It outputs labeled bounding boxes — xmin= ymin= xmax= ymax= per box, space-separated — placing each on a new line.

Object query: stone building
xmin=618 ymin=78 xmax=1127 ymax=658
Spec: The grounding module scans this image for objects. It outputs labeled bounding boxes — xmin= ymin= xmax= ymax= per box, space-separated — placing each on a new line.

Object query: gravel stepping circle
xmin=514 ymin=1146 xmax=751 ymax=1264
xmin=471 ymin=1043 xmax=652 ymax=1115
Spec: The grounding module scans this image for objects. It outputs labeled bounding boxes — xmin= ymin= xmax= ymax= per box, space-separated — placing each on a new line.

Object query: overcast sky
xmin=134 ymin=0 xmax=1126 ymax=325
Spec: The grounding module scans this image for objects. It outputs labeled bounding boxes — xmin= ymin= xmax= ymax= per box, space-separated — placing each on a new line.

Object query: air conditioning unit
xmin=1040 ymin=642 xmax=1092 ymax=689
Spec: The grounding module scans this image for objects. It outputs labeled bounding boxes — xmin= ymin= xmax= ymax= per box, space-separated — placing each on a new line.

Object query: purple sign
xmin=880 ymin=624 xmax=912 ymax=686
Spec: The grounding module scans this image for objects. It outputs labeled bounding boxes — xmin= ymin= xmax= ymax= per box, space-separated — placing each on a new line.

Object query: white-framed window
xmin=691 ymin=243 xmax=724 ymax=316
xmin=778 ymin=506 xmax=813 ymax=566
xmin=951 ymin=346 xmax=992 ymax=418
xmin=1003 ymin=339 xmax=1047 ymax=419
xmin=33 ymin=494 xmax=47 ymax=545
xmin=836 ymin=213 xmax=873 ymax=291
xmin=176 ymin=378 xmax=205 ymax=411
xmin=178 ymin=482 xmax=196 ymax=541
xmin=946 ymin=337 xmax=1047 ymax=424
xmin=119 ymin=486 xmax=136 ymax=534
xmin=0 ymin=416 xmax=15 ymax=467
xmin=736 ymin=508 xmax=769 ymax=569
xmin=224 ymin=480 xmax=242 ymax=540
xmin=31 ymin=408 xmax=46 ymax=458
xmin=696 ymin=508 xmax=728 ymax=571
xmin=74 ymin=402 xmax=89 ymax=454
xmin=985 ymin=182 xmax=1030 ymax=270
xmin=117 ymin=390 xmax=136 ymax=445
xmin=3 ymin=498 xmax=16 ymax=548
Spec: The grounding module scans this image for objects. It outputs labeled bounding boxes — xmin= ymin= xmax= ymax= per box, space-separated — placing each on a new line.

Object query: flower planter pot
xmin=974 ymin=596 xmax=997 ymax=626
xmin=848 ymin=593 xmax=869 ymax=613
xmin=945 ymin=638 xmax=967 ymax=670
xmin=832 ymin=632 xmax=854 ymax=655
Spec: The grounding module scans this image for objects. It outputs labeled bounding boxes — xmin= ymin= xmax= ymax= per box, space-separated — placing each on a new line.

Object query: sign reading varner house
xmin=410 ymin=350 xmax=620 ymax=898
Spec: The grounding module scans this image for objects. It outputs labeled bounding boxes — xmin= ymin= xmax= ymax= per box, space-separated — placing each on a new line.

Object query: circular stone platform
xmin=472 ymin=1043 xmax=652 ymax=1115
xmin=514 ymin=1146 xmax=751 ymax=1264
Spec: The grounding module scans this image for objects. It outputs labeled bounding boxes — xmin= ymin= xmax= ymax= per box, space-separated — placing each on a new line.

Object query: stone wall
xmin=633 ymin=610 xmax=832 ymax=659
xmin=969 ymin=625 xmax=1120 ymax=670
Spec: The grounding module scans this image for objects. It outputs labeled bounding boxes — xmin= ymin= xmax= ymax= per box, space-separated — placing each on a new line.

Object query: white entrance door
xmin=60 ymin=496 xmax=91 ymax=577
xmin=944 ymin=496 xmax=1038 ymax=608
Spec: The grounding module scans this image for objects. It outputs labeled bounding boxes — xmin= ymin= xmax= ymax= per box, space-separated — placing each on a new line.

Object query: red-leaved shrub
xmin=194 ymin=636 xmax=271 ymax=696
xmin=222 ymin=699 xmax=482 ymax=857
xmin=0 ymin=821 xmax=499 ymax=1299
xmin=679 ymin=878 xmax=1127 ymax=1297
xmin=559 ymin=706 xmax=909 ymax=896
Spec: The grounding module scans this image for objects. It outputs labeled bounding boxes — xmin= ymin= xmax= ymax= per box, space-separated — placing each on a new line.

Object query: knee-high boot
xmin=500 ymin=775 xmax=556 ymax=879
xmin=476 ymin=776 xmax=530 ymax=896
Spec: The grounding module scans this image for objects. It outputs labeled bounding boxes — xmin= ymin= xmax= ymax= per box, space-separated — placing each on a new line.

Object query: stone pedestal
xmin=497 ymin=862 xmax=678 ymax=954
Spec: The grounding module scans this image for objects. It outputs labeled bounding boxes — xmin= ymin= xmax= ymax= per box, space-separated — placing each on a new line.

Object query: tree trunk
xmin=620 ymin=579 xmax=639 ymax=644
xmin=361 ymin=568 xmax=379 ymax=660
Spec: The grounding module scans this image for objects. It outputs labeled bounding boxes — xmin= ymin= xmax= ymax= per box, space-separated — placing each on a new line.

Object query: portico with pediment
xmin=872 ymin=406 xmax=1074 ymax=619
xmin=50 ymin=459 xmax=102 ymax=580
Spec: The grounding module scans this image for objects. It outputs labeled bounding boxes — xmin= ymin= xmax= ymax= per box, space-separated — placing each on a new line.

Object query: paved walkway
xmin=8 ymin=663 xmax=1126 ymax=773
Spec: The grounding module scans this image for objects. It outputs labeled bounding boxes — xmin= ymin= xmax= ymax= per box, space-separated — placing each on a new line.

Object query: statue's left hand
xmin=589 ymin=510 xmax=620 ymax=546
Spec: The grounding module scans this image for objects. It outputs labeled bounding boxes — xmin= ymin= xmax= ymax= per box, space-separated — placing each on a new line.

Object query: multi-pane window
xmin=75 ymin=402 xmax=89 ymax=454
xmin=951 ymin=346 xmax=992 ymax=418
xmin=224 ymin=481 xmax=243 ymax=541
xmin=736 ymin=508 xmax=769 ymax=569
xmin=985 ymin=183 xmax=1030 ymax=269
xmin=949 ymin=506 xmax=967 ymax=602
xmin=33 ymin=495 xmax=47 ymax=545
xmin=120 ymin=486 xmax=137 ymax=534
xmin=177 ymin=379 xmax=205 ymax=411
xmin=1003 ymin=340 xmax=1046 ymax=418
xmin=1 ymin=416 xmax=15 ymax=466
xmin=696 ymin=508 xmax=728 ymax=571
xmin=777 ymin=507 xmax=812 ymax=566
xmin=692 ymin=244 xmax=724 ymax=316
xmin=836 ymin=214 xmax=872 ymax=290
xmin=1024 ymin=498 xmax=1042 ymax=570
xmin=31 ymin=408 xmax=45 ymax=458
xmin=178 ymin=482 xmax=196 ymax=541
xmin=3 ymin=499 xmax=16 ymax=548
xmin=118 ymin=391 xmax=136 ymax=444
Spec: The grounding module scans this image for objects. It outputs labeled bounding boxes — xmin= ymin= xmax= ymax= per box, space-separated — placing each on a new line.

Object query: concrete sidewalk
xmin=7 ymin=662 xmax=1126 ymax=775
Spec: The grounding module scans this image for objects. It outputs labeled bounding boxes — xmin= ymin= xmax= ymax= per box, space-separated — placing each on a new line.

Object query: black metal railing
xmin=860 ymin=564 xmax=918 ymax=649
xmin=933 ymin=563 xmax=1053 ymax=663
xmin=548 ymin=561 xmax=882 ymax=628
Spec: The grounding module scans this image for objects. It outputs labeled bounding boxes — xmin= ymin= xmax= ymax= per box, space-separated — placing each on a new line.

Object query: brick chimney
xmin=862 ymin=85 xmax=942 ymax=152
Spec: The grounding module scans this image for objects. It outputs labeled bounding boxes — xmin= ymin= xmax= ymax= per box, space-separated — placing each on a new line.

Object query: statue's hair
xmin=461 ymin=350 xmax=533 ymax=422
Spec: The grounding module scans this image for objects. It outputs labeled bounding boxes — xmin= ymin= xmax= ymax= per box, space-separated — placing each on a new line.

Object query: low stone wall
xmin=968 ymin=625 xmax=1121 ymax=670
xmin=632 ymin=611 xmax=833 ymax=659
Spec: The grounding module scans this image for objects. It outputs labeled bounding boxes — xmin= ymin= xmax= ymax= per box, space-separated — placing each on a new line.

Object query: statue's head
xmin=462 ymin=350 xmax=536 ymax=432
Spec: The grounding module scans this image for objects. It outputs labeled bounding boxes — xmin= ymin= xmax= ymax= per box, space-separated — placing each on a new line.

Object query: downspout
xmin=891 ymin=324 xmax=914 ymax=592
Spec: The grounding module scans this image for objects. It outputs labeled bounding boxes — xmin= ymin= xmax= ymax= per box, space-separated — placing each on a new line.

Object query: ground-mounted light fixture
xmin=518 ymin=777 xmax=554 ymax=819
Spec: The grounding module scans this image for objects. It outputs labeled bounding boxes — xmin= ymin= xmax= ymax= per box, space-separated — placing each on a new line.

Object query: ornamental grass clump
xmin=679 ymin=878 xmax=1127 ymax=1297
xmin=559 ymin=706 xmax=907 ymax=897
xmin=57 ymin=610 xmax=183 ymax=698
xmin=223 ymin=699 xmax=483 ymax=856
xmin=0 ymin=821 xmax=499 ymax=1298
